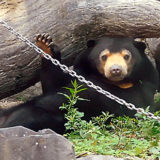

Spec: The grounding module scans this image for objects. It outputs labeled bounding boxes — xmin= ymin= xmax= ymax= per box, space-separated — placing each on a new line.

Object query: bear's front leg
xmin=34 ymin=33 xmax=71 ymax=94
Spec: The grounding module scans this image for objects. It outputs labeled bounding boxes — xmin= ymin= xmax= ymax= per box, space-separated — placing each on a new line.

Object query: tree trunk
xmin=0 ymin=0 xmax=160 ymax=99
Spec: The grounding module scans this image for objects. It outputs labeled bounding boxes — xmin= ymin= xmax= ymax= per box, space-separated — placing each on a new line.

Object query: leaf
xmin=64 ymin=87 xmax=75 ymax=94
xmin=149 ymin=147 xmax=160 ymax=154
xmin=77 ymin=88 xmax=88 ymax=93
xmin=78 ymin=97 xmax=90 ymax=101
xmin=58 ymin=92 xmax=71 ymax=100
xmin=135 ymin=147 xmax=144 ymax=155
xmin=71 ymin=80 xmax=77 ymax=88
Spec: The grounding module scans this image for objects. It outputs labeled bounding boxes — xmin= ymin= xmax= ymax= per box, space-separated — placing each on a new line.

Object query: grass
xmin=59 ymin=80 xmax=160 ymax=160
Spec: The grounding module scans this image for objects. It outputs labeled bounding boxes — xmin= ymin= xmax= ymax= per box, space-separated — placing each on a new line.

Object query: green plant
xmin=59 ymin=81 xmax=160 ymax=160
xmin=59 ymin=80 xmax=88 ymax=132
xmin=59 ymin=80 xmax=103 ymax=138
xmin=92 ymin=112 xmax=114 ymax=130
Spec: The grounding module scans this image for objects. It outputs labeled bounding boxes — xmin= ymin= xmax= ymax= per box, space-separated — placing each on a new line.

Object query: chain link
xmin=0 ymin=19 xmax=160 ymax=122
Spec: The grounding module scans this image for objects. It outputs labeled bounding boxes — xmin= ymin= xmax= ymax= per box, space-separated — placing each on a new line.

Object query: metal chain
xmin=0 ymin=19 xmax=160 ymax=122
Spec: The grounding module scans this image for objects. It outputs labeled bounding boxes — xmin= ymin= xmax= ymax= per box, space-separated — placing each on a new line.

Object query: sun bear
xmin=0 ymin=34 xmax=159 ymax=134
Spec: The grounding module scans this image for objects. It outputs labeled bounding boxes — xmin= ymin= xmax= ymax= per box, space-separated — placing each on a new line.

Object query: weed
xmin=59 ymin=80 xmax=160 ymax=160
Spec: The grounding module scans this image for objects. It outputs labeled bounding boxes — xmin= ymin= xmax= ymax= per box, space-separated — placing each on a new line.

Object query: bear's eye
xmin=124 ymin=54 xmax=130 ymax=60
xmin=101 ymin=55 xmax=107 ymax=61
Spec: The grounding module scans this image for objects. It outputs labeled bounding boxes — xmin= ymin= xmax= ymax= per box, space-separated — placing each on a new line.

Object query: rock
xmin=146 ymin=38 xmax=160 ymax=60
xmin=146 ymin=38 xmax=160 ymax=73
xmin=146 ymin=38 xmax=160 ymax=56
xmin=77 ymin=155 xmax=123 ymax=160
xmin=0 ymin=126 xmax=76 ymax=160
xmin=77 ymin=155 xmax=143 ymax=160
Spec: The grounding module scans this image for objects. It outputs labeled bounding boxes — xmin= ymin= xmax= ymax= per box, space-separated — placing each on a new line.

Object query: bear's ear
xmin=133 ymin=41 xmax=146 ymax=52
xmin=87 ymin=40 xmax=96 ymax=48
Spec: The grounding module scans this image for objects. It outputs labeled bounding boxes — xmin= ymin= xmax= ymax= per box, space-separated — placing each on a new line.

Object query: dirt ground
xmin=0 ymin=82 xmax=42 ymax=109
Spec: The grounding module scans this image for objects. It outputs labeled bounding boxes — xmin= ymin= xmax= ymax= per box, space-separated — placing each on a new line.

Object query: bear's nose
xmin=110 ymin=65 xmax=122 ymax=76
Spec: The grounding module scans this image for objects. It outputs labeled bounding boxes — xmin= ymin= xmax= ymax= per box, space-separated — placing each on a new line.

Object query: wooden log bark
xmin=0 ymin=0 xmax=160 ymax=99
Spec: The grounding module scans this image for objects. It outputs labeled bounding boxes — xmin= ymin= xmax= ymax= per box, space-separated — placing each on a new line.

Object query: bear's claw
xmin=34 ymin=33 xmax=54 ymax=56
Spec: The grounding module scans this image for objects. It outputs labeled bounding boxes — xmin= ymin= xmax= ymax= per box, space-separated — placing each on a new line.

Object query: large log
xmin=0 ymin=0 xmax=160 ymax=99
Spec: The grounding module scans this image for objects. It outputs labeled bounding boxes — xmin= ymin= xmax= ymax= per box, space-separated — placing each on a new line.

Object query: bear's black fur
xmin=0 ymin=35 xmax=159 ymax=134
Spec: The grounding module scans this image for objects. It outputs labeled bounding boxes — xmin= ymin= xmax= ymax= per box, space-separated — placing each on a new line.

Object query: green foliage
xmin=59 ymin=80 xmax=160 ymax=160
xmin=16 ymin=96 xmax=27 ymax=102
xmin=59 ymin=80 xmax=89 ymax=133
xmin=92 ymin=112 xmax=114 ymax=130
xmin=154 ymin=92 xmax=160 ymax=104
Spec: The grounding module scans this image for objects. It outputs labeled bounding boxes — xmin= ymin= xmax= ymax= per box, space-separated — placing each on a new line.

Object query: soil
xmin=0 ymin=82 xmax=42 ymax=109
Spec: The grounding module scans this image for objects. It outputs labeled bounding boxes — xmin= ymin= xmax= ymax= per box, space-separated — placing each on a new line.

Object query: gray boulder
xmin=0 ymin=126 xmax=75 ymax=160
xmin=77 ymin=155 xmax=143 ymax=160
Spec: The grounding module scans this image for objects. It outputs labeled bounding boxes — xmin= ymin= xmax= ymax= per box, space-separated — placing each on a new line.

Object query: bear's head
xmin=87 ymin=37 xmax=146 ymax=82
